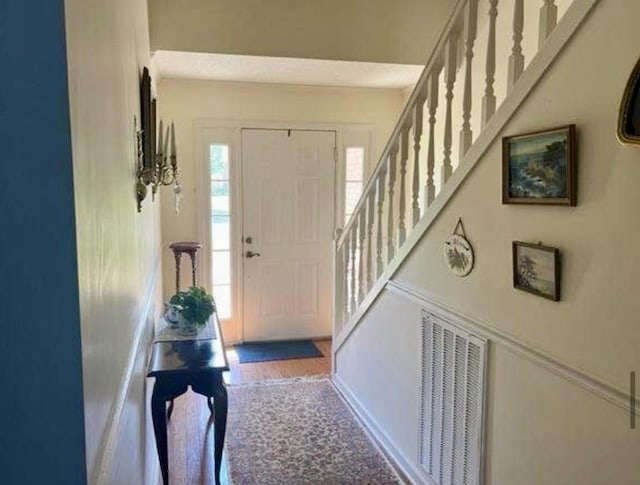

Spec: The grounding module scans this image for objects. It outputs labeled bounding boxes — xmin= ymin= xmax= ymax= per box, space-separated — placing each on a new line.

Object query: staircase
xmin=333 ymin=0 xmax=599 ymax=354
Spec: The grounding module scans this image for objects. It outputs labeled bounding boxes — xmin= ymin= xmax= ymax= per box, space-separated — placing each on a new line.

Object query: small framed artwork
xmin=502 ymin=125 xmax=576 ymax=205
xmin=512 ymin=241 xmax=560 ymax=301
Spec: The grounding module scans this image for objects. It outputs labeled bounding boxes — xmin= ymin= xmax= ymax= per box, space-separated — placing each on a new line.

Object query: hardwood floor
xmin=224 ymin=338 xmax=332 ymax=384
xmin=165 ymin=339 xmax=332 ymax=485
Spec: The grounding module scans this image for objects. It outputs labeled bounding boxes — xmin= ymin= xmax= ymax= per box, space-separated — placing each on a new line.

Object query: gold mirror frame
xmin=617 ymin=57 xmax=640 ymax=145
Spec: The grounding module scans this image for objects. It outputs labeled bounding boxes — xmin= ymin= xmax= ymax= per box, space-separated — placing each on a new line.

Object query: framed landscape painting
xmin=502 ymin=125 xmax=576 ymax=205
xmin=512 ymin=241 xmax=560 ymax=301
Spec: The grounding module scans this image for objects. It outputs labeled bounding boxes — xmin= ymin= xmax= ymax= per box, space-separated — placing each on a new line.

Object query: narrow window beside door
xmin=210 ymin=144 xmax=232 ymax=319
xmin=344 ymin=146 xmax=365 ymax=224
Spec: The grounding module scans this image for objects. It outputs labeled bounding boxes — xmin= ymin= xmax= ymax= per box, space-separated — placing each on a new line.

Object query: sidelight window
xmin=344 ymin=146 xmax=365 ymax=224
xmin=210 ymin=144 xmax=232 ymax=319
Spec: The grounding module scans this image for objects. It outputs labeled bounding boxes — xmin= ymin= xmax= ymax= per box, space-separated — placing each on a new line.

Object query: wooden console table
xmin=147 ymin=313 xmax=229 ymax=485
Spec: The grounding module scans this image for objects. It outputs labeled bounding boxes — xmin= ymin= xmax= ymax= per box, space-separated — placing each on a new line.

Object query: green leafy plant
xmin=169 ymin=286 xmax=215 ymax=326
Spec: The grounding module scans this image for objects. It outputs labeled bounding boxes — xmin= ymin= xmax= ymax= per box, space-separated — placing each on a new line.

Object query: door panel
xmin=242 ymin=129 xmax=335 ymax=342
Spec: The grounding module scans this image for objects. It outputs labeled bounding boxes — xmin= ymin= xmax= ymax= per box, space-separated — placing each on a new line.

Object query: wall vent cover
xmin=419 ymin=310 xmax=487 ymax=485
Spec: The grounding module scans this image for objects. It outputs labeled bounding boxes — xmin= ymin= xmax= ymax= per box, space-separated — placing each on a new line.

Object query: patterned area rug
xmin=226 ymin=376 xmax=402 ymax=484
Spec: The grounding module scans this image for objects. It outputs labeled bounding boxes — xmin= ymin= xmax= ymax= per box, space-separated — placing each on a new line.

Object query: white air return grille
xmin=420 ymin=310 xmax=486 ymax=485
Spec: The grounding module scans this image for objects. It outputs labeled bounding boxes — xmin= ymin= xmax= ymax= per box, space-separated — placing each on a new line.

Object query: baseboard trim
xmin=387 ymin=279 xmax=636 ymax=416
xmin=93 ymin=253 xmax=161 ymax=485
xmin=332 ymin=374 xmax=435 ymax=485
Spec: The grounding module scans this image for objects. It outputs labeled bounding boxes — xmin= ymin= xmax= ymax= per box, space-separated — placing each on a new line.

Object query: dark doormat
xmin=234 ymin=339 xmax=323 ymax=364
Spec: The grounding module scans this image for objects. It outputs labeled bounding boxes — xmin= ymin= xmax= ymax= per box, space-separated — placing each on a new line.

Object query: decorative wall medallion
xmin=443 ymin=218 xmax=474 ymax=277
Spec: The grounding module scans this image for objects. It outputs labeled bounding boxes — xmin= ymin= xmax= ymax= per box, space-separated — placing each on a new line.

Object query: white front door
xmin=242 ymin=128 xmax=336 ymax=342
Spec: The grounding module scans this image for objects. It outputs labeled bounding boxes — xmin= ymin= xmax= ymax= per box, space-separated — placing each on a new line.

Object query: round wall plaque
xmin=443 ymin=219 xmax=474 ymax=277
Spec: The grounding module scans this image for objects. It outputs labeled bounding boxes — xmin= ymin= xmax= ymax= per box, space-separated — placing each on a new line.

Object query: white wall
xmin=158 ymin=79 xmax=406 ymax=342
xmin=336 ymin=0 xmax=640 ymax=483
xmin=64 ymin=0 xmax=162 ymax=482
xmin=148 ymin=0 xmax=456 ymax=65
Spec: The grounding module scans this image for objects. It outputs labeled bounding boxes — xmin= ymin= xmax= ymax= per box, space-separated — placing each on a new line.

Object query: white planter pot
xmin=163 ymin=303 xmax=181 ymax=329
xmin=177 ymin=314 xmax=199 ymax=336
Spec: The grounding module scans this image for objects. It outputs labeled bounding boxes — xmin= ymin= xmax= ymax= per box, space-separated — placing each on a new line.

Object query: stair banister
xmin=411 ymin=94 xmax=426 ymax=227
xmin=336 ymin=0 xmax=469 ymax=249
xmin=481 ymin=0 xmax=499 ymax=129
xmin=459 ymin=0 xmax=479 ymax=159
xmin=335 ymin=0 xmax=600 ymax=332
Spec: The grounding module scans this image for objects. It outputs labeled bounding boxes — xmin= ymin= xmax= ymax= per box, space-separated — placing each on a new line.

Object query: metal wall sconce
xmin=136 ymin=67 xmax=182 ymax=213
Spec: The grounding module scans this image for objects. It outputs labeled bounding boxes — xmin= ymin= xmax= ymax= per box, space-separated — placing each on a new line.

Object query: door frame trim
xmin=195 ymin=119 xmax=374 ymax=344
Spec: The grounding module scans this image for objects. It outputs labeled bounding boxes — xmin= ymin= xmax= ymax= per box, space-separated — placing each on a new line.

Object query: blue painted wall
xmin=0 ymin=1 xmax=87 ymax=484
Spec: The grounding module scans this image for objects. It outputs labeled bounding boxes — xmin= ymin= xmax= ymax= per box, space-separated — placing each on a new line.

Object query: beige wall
xmin=337 ymin=0 xmax=640 ymax=483
xmin=64 ymin=0 xmax=161 ymax=482
xmin=397 ymin=0 xmax=640 ymax=393
xmin=148 ymin=0 xmax=456 ymax=65
xmin=158 ymin=79 xmax=405 ymax=340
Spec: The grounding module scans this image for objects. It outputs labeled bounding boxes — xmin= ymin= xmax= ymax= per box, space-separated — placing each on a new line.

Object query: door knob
xmin=245 ymin=250 xmax=261 ymax=258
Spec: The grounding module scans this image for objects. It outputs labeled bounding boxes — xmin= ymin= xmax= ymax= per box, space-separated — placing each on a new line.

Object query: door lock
xmin=245 ymin=250 xmax=261 ymax=258
xmin=244 ymin=236 xmax=253 ymax=244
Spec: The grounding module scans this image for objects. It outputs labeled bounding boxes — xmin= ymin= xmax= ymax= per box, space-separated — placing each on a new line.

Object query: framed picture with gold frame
xmin=617 ymin=57 xmax=640 ymax=145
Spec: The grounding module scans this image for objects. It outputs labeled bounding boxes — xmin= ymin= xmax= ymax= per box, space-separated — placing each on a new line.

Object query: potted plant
xmin=169 ymin=286 xmax=215 ymax=335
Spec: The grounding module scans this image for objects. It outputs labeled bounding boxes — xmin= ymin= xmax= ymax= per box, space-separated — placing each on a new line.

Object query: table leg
xmin=151 ymin=379 xmax=188 ymax=485
xmin=173 ymin=251 xmax=182 ymax=293
xmin=167 ymin=398 xmax=175 ymax=421
xmin=151 ymin=384 xmax=169 ymax=485
xmin=207 ymin=397 xmax=214 ymax=414
xmin=213 ymin=376 xmax=228 ymax=485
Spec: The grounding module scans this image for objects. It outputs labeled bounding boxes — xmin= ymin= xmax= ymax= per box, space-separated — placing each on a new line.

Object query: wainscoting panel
xmin=335 ymin=286 xmax=640 ymax=485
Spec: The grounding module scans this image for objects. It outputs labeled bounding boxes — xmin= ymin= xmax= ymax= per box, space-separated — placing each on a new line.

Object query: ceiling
xmin=152 ymin=50 xmax=424 ymax=89
xmin=148 ymin=0 xmax=456 ymax=66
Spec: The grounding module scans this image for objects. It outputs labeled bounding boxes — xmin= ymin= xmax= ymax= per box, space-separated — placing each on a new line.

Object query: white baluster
xmin=538 ymin=0 xmax=557 ymax=49
xmin=387 ymin=145 xmax=398 ymax=263
xmin=460 ymin=0 xmax=479 ymax=159
xmin=442 ymin=33 xmax=458 ymax=187
xmin=343 ymin=236 xmax=350 ymax=319
xmin=376 ymin=167 xmax=387 ymax=278
xmin=350 ymin=226 xmax=357 ymax=313
xmin=398 ymin=125 xmax=410 ymax=245
xmin=482 ymin=0 xmax=498 ymax=129
xmin=508 ymin=0 xmax=525 ymax=92
xmin=425 ymin=71 xmax=440 ymax=207
xmin=357 ymin=209 xmax=366 ymax=303
xmin=412 ymin=95 xmax=426 ymax=226
xmin=366 ymin=188 xmax=375 ymax=291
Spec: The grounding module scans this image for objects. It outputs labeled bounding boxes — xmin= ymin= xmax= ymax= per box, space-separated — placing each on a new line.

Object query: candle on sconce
xmin=158 ymin=120 xmax=163 ymax=156
xmin=162 ymin=125 xmax=170 ymax=167
xmin=170 ymin=122 xmax=176 ymax=158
